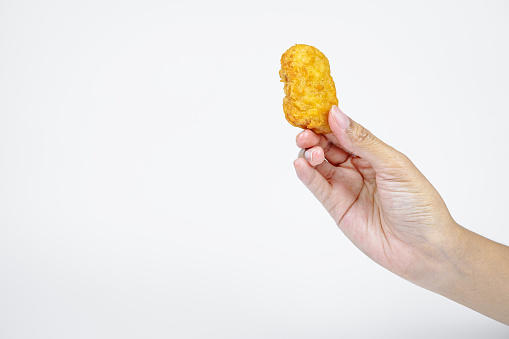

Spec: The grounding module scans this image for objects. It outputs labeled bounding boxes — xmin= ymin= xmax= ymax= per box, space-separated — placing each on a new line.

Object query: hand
xmin=294 ymin=106 xmax=459 ymax=288
xmin=294 ymin=105 xmax=509 ymax=325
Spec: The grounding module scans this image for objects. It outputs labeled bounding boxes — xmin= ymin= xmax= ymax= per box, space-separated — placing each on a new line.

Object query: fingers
xmin=296 ymin=129 xmax=350 ymax=166
xmin=298 ymin=146 xmax=339 ymax=181
xmin=328 ymin=105 xmax=405 ymax=172
xmin=314 ymin=160 xmax=337 ymax=181
xmin=293 ymin=158 xmax=332 ymax=203
xmin=296 ymin=129 xmax=323 ymax=148
xmin=298 ymin=146 xmax=325 ymax=167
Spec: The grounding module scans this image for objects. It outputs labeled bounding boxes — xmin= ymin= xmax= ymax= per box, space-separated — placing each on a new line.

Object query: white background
xmin=1 ymin=0 xmax=509 ymax=337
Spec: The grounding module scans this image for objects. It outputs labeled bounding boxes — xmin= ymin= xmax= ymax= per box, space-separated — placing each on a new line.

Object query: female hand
xmin=294 ymin=106 xmax=509 ymax=325
xmin=294 ymin=106 xmax=458 ymax=288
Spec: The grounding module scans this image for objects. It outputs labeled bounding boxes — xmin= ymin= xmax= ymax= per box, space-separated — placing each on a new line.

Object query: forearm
xmin=432 ymin=223 xmax=509 ymax=325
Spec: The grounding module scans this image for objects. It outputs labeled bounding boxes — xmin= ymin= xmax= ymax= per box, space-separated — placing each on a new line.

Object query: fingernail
xmin=304 ymin=149 xmax=314 ymax=163
xmin=331 ymin=105 xmax=350 ymax=130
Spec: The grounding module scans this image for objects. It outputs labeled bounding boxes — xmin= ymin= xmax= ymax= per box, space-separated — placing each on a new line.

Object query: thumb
xmin=328 ymin=105 xmax=401 ymax=171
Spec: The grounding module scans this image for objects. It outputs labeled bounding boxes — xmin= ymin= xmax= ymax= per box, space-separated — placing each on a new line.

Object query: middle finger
xmin=296 ymin=129 xmax=350 ymax=165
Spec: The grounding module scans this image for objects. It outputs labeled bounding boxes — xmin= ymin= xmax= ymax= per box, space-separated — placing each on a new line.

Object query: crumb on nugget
xmin=280 ymin=44 xmax=338 ymax=134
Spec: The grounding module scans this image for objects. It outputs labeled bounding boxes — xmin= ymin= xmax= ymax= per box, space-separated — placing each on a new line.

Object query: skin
xmin=294 ymin=105 xmax=509 ymax=325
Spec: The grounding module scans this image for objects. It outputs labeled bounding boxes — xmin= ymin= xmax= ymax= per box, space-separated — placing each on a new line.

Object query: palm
xmin=313 ymin=154 xmax=439 ymax=278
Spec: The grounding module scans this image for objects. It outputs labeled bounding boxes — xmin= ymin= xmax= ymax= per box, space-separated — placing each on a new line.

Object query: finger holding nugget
xmin=296 ymin=129 xmax=350 ymax=166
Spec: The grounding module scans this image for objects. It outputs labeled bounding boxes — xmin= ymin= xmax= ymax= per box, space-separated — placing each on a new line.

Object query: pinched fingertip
xmin=296 ymin=129 xmax=321 ymax=149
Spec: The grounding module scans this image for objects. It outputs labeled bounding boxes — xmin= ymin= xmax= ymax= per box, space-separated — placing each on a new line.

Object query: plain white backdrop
xmin=1 ymin=0 xmax=509 ymax=337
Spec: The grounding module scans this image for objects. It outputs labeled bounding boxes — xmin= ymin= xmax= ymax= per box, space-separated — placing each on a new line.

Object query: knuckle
xmin=393 ymin=152 xmax=411 ymax=166
xmin=390 ymin=151 xmax=415 ymax=172
xmin=353 ymin=124 xmax=374 ymax=144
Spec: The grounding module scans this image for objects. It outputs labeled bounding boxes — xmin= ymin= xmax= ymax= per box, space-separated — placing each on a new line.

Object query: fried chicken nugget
xmin=280 ymin=44 xmax=338 ymax=134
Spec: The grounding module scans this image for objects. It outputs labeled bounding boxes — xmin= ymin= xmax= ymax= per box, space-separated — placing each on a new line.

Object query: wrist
xmin=427 ymin=221 xmax=468 ymax=293
xmin=401 ymin=219 xmax=466 ymax=293
xmin=414 ymin=222 xmax=509 ymax=324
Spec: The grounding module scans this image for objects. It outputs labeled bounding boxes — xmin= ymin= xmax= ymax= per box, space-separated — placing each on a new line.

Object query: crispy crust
xmin=280 ymin=44 xmax=338 ymax=134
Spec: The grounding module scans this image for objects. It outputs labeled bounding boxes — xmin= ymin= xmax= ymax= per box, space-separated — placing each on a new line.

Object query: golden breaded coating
xmin=280 ymin=44 xmax=338 ymax=134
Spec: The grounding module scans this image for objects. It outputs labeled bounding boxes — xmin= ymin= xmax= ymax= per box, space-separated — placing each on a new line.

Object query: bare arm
xmin=436 ymin=225 xmax=509 ymax=324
